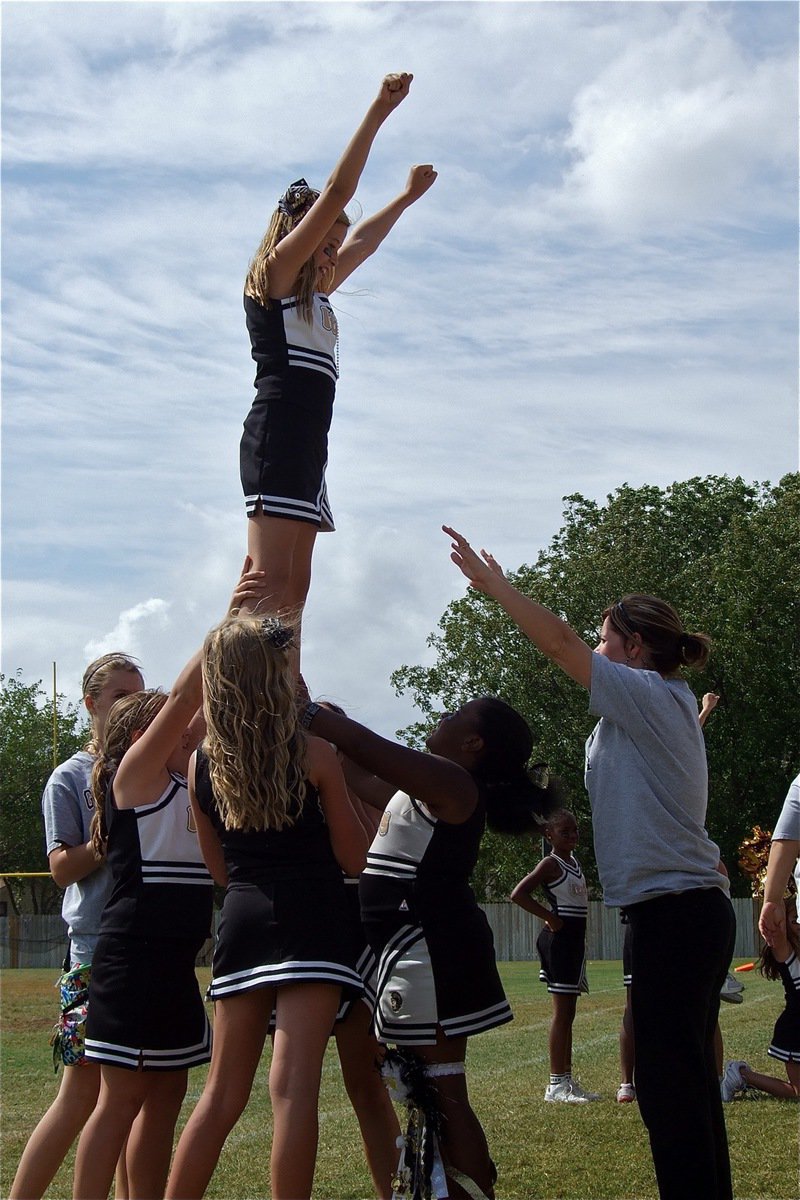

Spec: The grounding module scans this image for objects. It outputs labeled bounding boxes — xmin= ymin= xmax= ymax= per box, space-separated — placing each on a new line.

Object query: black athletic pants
xmin=626 ymin=887 xmax=736 ymax=1200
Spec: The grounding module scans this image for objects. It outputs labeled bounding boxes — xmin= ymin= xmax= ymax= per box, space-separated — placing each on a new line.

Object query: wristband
xmin=300 ymin=702 xmax=321 ymax=730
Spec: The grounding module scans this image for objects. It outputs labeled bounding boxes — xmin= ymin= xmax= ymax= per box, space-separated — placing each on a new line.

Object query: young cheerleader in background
xmin=72 ymin=565 xmax=262 ymax=1200
xmin=721 ymin=896 xmax=800 ymax=1101
xmin=10 ymin=653 xmax=144 ymax=1200
xmin=165 ymin=620 xmax=369 ymax=1200
xmin=239 ymin=72 xmax=436 ymax=669
xmin=511 ymin=808 xmax=600 ymax=1103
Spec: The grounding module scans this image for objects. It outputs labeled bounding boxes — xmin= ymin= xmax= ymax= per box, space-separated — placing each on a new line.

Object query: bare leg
xmin=124 ymin=1071 xmax=188 ymax=1199
xmin=335 ymin=1002 xmax=400 ymax=1199
xmin=10 ymin=1063 xmax=101 ymax=1200
xmin=548 ymin=993 xmax=577 ymax=1076
xmin=73 ymin=1066 xmax=149 ymax=1200
xmin=269 ymin=983 xmax=341 ymax=1200
xmin=620 ymin=988 xmax=635 ymax=1084
xmin=415 ymin=1033 xmax=494 ymax=1200
xmin=115 ymin=1136 xmax=130 ymax=1200
xmin=165 ymin=990 xmax=273 ymax=1199
xmin=244 ymin=514 xmax=318 ymax=677
xmin=741 ymin=1060 xmax=800 ymax=1100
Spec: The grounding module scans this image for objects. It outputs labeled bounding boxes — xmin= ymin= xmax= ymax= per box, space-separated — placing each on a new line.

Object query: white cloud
xmin=2 ymin=1 xmax=797 ymax=738
xmin=83 ymin=598 xmax=172 ymax=664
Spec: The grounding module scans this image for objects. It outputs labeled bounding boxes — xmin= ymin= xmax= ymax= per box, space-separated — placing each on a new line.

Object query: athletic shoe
xmin=569 ymin=1077 xmax=601 ymax=1101
xmin=720 ymin=1060 xmax=748 ymax=1102
xmin=545 ymin=1079 xmax=600 ymax=1103
xmin=616 ymin=1083 xmax=636 ymax=1103
xmin=545 ymin=1081 xmax=587 ymax=1103
xmin=720 ymin=971 xmax=744 ymax=1004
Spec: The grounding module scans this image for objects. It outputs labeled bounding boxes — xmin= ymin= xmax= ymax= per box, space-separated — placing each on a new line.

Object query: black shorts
xmin=362 ymin=886 xmax=513 ymax=1046
xmin=537 ymin=919 xmax=588 ymax=996
xmin=768 ymin=1009 xmax=800 ymax=1063
xmin=240 ymin=380 xmax=335 ymax=530
xmin=335 ymin=879 xmax=377 ymax=1023
xmin=85 ymin=933 xmax=211 ymax=1071
xmin=208 ymin=878 xmax=363 ymax=1003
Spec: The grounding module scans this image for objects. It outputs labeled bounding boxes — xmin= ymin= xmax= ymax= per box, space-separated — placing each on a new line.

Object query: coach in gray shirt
xmin=445 ymin=526 xmax=735 ymax=1200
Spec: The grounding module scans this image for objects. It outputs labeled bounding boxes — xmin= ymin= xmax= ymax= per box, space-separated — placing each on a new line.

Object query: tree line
xmin=2 ymin=473 xmax=798 ymax=909
xmin=391 ymin=473 xmax=800 ymax=899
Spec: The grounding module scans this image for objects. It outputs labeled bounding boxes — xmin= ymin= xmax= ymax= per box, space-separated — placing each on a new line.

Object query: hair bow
xmin=261 ymin=617 xmax=294 ymax=650
xmin=277 ymin=178 xmax=314 ymax=219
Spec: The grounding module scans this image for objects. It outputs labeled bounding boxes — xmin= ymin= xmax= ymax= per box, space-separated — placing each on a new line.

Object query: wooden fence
xmin=0 ymin=899 xmax=762 ymax=970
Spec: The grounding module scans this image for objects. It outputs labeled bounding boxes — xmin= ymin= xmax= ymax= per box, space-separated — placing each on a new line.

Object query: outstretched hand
xmin=378 ymin=72 xmax=413 ymax=110
xmin=443 ymin=525 xmax=505 ymax=594
xmin=227 ymin=556 xmax=271 ymax=615
xmin=405 ymin=164 xmax=438 ymax=202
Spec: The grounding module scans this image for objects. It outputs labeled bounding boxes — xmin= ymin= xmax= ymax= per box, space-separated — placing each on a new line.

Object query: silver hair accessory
xmin=261 ymin=617 xmax=294 ymax=650
xmin=277 ymin=178 xmax=315 ymax=220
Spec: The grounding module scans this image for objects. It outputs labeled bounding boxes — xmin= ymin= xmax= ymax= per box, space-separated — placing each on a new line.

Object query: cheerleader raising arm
xmin=303 ymin=704 xmax=477 ymax=824
xmin=331 ymin=163 xmax=437 ymax=290
xmin=114 ymin=560 xmax=268 ymax=811
xmin=266 ymin=73 xmax=416 ymax=298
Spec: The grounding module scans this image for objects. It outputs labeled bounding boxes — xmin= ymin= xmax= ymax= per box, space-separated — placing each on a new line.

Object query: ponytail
xmin=479 ymin=770 xmax=565 ymax=835
xmin=89 ymin=690 xmax=167 ymax=857
xmin=472 ymin=697 xmax=565 ymax=835
xmin=606 ymin=596 xmax=711 ymax=674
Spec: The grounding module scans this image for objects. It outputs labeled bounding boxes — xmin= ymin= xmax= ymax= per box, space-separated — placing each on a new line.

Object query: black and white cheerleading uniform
xmin=85 ymin=773 xmax=214 ymax=1071
xmin=536 ymin=854 xmax=589 ymax=996
xmin=359 ymin=791 xmax=512 ymax=1046
xmin=194 ymin=750 xmax=363 ymax=1003
xmin=767 ymin=951 xmax=800 ymax=1064
xmin=241 ymin=291 xmax=338 ymax=530
xmin=335 ymin=876 xmax=377 ymax=1022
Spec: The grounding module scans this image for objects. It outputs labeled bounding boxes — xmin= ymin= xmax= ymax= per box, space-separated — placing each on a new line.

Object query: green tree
xmin=0 ymin=672 xmax=87 ymax=914
xmin=392 ymin=474 xmax=800 ymax=899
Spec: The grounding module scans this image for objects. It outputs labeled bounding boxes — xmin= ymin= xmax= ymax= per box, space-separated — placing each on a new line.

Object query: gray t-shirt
xmin=771 ymin=771 xmax=800 ymax=894
xmin=585 ymin=653 xmax=726 ymax=908
xmin=41 ymin=750 xmax=112 ymax=963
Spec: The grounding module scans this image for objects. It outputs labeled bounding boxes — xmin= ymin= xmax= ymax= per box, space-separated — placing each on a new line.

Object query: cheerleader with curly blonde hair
xmin=166 ymin=614 xmax=368 ymax=1200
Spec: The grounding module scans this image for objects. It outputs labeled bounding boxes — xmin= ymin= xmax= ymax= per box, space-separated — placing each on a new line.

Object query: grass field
xmin=1 ymin=962 xmax=797 ymax=1199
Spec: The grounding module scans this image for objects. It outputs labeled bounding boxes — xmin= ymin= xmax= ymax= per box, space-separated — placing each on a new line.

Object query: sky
xmin=3 ymin=0 xmax=798 ymax=739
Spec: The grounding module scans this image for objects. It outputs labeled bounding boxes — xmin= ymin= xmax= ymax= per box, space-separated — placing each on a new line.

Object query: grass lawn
xmin=1 ymin=961 xmax=797 ymax=1199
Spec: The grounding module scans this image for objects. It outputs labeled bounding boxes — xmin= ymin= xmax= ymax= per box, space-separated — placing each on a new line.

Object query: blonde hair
xmin=89 ymin=690 xmax=167 ymax=857
xmin=244 ymin=191 xmax=351 ymax=321
xmin=202 ymin=614 xmax=307 ymax=832
xmin=604 ymin=595 xmax=712 ymax=674
xmin=82 ymin=652 xmax=142 ymax=752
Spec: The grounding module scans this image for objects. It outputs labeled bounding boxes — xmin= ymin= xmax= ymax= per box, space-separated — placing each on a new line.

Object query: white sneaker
xmin=569 ymin=1077 xmax=601 ymax=1101
xmin=544 ymin=1079 xmax=600 ymax=1103
xmin=616 ymin=1083 xmax=636 ymax=1103
xmin=720 ymin=1060 xmax=748 ymax=1102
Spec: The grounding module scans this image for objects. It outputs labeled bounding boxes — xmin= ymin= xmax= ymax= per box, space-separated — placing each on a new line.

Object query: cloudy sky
xmin=3 ymin=0 xmax=798 ymax=738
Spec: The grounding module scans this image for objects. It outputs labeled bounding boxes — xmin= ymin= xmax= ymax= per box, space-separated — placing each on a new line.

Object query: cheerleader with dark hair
xmin=302 ymin=694 xmax=562 ymax=1200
